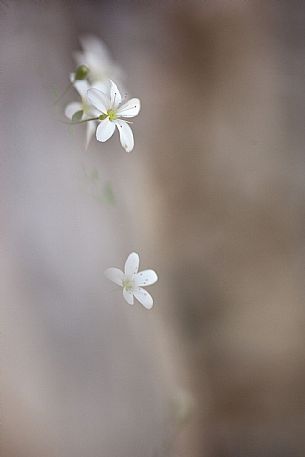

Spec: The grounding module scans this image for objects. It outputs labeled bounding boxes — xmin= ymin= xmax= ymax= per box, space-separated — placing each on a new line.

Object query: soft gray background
xmin=1 ymin=1 xmax=305 ymax=457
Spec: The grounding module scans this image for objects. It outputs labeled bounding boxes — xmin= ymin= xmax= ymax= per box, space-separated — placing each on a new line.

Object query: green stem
xmin=53 ymin=81 xmax=74 ymax=105
xmin=63 ymin=116 xmax=100 ymax=125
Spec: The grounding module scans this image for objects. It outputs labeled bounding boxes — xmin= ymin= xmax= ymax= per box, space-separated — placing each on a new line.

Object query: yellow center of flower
xmin=107 ymin=109 xmax=117 ymax=121
xmin=122 ymin=278 xmax=135 ymax=291
xmin=98 ymin=109 xmax=117 ymax=122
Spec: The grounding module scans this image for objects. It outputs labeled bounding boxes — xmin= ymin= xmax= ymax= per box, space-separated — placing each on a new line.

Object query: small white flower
xmin=65 ymin=79 xmax=108 ymax=147
xmin=87 ymin=80 xmax=141 ymax=152
xmin=105 ymin=252 xmax=158 ymax=309
xmin=73 ymin=35 xmax=123 ymax=85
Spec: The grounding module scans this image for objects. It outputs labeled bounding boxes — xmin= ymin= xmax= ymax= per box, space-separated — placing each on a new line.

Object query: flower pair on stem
xmin=58 ymin=36 xmax=157 ymax=308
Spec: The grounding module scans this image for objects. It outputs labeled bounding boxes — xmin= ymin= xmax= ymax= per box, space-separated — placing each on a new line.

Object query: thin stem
xmin=62 ymin=116 xmax=99 ymax=125
xmin=53 ymin=81 xmax=74 ymax=105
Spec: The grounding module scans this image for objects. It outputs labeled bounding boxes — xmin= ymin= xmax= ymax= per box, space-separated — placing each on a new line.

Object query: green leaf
xmin=103 ymin=182 xmax=116 ymax=206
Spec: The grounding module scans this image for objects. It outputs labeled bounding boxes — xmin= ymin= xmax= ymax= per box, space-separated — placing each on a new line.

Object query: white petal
xmin=91 ymin=80 xmax=110 ymax=93
xmin=109 ymin=80 xmax=122 ymax=107
xmin=135 ymin=269 xmax=158 ymax=287
xmin=117 ymin=98 xmax=141 ymax=118
xmin=74 ymin=79 xmax=90 ymax=99
xmin=104 ymin=267 xmax=124 ymax=286
xmin=85 ymin=121 xmax=96 ymax=148
xmin=133 ymin=287 xmax=153 ymax=309
xmin=84 ymin=105 xmax=100 ymax=118
xmin=65 ymin=101 xmax=82 ymax=119
xmin=124 ymin=252 xmax=139 ymax=276
xmin=123 ymin=288 xmax=134 ymax=305
xmin=115 ymin=120 xmax=134 ymax=153
xmin=87 ymin=88 xmax=110 ymax=113
xmin=96 ymin=118 xmax=115 ymax=142
xmin=94 ymin=80 xmax=121 ymax=105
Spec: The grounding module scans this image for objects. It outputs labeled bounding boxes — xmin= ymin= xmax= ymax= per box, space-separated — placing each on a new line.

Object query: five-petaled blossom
xmin=87 ymin=80 xmax=141 ymax=152
xmin=104 ymin=252 xmax=158 ymax=309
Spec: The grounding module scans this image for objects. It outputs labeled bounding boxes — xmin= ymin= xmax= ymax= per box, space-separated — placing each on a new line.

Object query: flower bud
xmin=74 ymin=65 xmax=89 ymax=80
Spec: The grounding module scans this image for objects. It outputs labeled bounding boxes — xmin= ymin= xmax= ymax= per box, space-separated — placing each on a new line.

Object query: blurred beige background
xmin=1 ymin=1 xmax=305 ymax=457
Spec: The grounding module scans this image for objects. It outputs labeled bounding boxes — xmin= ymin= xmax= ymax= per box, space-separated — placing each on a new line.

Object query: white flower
xmin=104 ymin=252 xmax=158 ymax=309
xmin=87 ymin=80 xmax=141 ymax=152
xmin=73 ymin=35 xmax=123 ymax=85
xmin=65 ymin=79 xmax=108 ymax=147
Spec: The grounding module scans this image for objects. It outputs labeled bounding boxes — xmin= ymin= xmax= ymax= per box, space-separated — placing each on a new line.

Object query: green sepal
xmin=72 ymin=110 xmax=84 ymax=122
